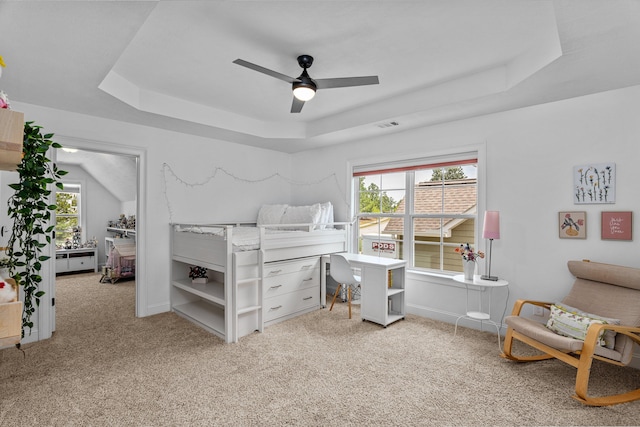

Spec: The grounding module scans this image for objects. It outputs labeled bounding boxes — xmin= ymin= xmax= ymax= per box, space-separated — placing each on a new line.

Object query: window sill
xmin=406 ymin=269 xmax=466 ymax=288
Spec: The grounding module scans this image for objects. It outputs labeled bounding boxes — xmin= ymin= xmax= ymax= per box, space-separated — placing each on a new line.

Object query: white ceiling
xmin=2 ymin=0 xmax=640 ymax=157
xmin=56 ymin=149 xmax=137 ymax=203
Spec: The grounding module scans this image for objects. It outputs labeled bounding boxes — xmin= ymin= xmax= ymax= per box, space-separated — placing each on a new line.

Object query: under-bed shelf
xmin=172 ymin=300 xmax=225 ymax=338
xmin=171 ymin=278 xmax=225 ymax=306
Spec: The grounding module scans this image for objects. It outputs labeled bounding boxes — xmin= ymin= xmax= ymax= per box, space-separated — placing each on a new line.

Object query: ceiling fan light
xmin=293 ymin=82 xmax=316 ymax=101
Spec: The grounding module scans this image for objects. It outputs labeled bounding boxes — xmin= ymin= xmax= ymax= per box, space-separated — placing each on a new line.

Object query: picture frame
xmin=601 ymin=211 xmax=633 ymax=241
xmin=559 ymin=211 xmax=586 ymax=239
xmin=573 ymin=163 xmax=615 ymax=204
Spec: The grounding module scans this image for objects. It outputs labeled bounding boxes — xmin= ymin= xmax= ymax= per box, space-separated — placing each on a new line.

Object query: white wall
xmin=57 ymin=164 xmax=122 ymax=264
xmin=291 ymin=85 xmax=640 ymax=340
xmin=10 ymin=101 xmax=293 ymax=320
xmin=7 ymin=84 xmax=640 ymax=366
xmin=121 ymin=200 xmax=136 ymax=217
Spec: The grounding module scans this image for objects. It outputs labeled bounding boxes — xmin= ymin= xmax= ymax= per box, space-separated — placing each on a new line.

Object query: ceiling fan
xmin=232 ymin=54 xmax=379 ymax=113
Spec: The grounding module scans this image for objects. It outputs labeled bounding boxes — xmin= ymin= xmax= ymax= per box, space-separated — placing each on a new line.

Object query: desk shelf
xmin=338 ymin=254 xmax=407 ymax=328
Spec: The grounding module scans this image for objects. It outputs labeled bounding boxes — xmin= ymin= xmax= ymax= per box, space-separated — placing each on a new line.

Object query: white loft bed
xmin=170 ymin=203 xmax=350 ymax=343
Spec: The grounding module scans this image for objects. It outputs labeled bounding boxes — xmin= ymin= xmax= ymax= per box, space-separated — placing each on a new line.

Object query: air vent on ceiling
xmin=376 ymin=121 xmax=399 ymax=129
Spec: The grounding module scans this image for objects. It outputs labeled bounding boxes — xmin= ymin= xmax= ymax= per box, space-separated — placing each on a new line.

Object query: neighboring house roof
xmin=384 ymin=179 xmax=477 ymax=236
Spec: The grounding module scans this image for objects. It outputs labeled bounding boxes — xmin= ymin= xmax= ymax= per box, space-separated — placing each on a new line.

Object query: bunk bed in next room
xmin=170 ymin=202 xmax=349 ymax=343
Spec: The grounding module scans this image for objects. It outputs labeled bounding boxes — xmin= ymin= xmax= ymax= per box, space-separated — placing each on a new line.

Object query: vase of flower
xmin=189 ymin=265 xmax=208 ymax=284
xmin=455 ymin=243 xmax=484 ymax=281
xmin=463 ymin=260 xmax=475 ymax=281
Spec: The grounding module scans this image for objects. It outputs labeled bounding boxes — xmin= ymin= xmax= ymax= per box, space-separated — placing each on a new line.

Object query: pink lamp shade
xmin=482 ymin=211 xmax=500 ymax=240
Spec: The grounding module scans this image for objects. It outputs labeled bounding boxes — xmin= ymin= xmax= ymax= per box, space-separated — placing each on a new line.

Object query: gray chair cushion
xmin=504 ymin=315 xmax=623 ymax=362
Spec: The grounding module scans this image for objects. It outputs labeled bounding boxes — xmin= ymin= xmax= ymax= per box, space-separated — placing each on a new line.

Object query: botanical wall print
xmin=559 ymin=211 xmax=586 ymax=239
xmin=601 ymin=211 xmax=633 ymax=240
xmin=574 ymin=163 xmax=615 ymax=204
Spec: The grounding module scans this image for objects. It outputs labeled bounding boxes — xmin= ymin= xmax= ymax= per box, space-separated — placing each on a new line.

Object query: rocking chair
xmin=501 ymin=260 xmax=640 ymax=406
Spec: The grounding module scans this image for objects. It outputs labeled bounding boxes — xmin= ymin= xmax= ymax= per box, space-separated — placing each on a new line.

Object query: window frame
xmin=348 ymin=144 xmax=486 ymax=277
xmin=55 ymin=181 xmax=86 ymax=247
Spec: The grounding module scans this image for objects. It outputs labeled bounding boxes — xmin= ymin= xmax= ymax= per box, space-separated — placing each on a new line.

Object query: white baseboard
xmin=407 ymin=303 xmax=507 ymax=335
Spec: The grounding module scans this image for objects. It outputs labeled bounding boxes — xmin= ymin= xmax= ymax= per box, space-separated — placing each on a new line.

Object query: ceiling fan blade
xmin=232 ymin=59 xmax=297 ymax=83
xmin=315 ymin=75 xmax=379 ymax=89
xmin=291 ymin=97 xmax=305 ymax=113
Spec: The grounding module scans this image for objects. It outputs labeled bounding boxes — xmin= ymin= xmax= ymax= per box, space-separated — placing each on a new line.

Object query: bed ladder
xmin=232 ymin=249 xmax=264 ymax=342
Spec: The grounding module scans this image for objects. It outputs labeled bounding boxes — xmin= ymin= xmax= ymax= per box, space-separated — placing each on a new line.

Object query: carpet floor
xmin=1 ymin=272 xmax=639 ymax=426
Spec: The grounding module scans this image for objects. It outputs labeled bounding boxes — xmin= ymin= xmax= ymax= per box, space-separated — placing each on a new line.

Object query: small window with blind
xmin=55 ymin=183 xmax=82 ymax=247
xmin=353 ymin=154 xmax=478 ymax=274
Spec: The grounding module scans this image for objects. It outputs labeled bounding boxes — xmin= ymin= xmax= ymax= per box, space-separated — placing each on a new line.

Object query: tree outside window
xmin=56 ymin=184 xmax=81 ymax=247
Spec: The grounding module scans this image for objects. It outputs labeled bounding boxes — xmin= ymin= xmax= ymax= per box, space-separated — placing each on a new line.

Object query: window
xmin=354 ymin=155 xmax=478 ymax=274
xmin=56 ymin=183 xmax=81 ymax=248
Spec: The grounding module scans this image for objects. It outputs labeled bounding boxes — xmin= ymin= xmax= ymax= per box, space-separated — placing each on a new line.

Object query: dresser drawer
xmin=263 ymin=257 xmax=320 ymax=297
xmin=263 ymin=257 xmax=320 ymax=278
xmin=68 ymin=255 xmax=94 ymax=271
xmin=263 ymin=268 xmax=319 ymax=298
xmin=263 ymin=287 xmax=319 ymax=322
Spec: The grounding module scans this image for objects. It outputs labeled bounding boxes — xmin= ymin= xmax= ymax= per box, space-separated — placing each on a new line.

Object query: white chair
xmin=329 ymin=254 xmax=361 ymax=319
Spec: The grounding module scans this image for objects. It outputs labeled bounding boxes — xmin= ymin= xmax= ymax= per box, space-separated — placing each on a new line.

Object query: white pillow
xmin=280 ymin=204 xmax=322 ymax=230
xmin=316 ymin=202 xmax=334 ymax=230
xmin=257 ymin=204 xmax=288 ymax=226
xmin=546 ymin=303 xmax=620 ymax=348
xmin=546 ymin=302 xmax=619 ymax=349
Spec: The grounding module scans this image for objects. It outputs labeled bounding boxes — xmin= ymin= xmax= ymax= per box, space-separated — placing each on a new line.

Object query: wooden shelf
xmin=0 ymin=109 xmax=24 ymax=171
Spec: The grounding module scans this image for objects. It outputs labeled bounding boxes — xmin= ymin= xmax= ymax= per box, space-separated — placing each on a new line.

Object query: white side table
xmin=453 ymin=274 xmax=509 ymax=349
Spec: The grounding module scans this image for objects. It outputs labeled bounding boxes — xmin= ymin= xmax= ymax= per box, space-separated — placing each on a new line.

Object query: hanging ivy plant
xmin=6 ymin=121 xmax=67 ymax=336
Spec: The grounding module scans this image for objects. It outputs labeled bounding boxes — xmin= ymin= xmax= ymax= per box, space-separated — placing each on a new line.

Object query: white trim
xmin=54 ymin=135 xmax=147 ymax=318
xmin=352 ymin=149 xmax=480 ymax=175
xmin=347 ymin=142 xmax=487 ymax=272
xmin=57 ymin=178 xmax=86 ymax=244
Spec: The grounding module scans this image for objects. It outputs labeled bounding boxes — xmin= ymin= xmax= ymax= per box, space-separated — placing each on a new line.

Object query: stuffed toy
xmin=0 ymin=279 xmax=17 ymax=303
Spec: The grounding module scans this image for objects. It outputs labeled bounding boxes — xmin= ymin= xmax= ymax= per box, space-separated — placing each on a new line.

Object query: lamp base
xmin=481 ymin=275 xmax=498 ymax=281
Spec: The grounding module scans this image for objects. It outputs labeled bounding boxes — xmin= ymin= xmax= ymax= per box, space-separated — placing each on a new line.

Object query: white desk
xmin=327 ymin=253 xmax=407 ymax=327
xmin=453 ymin=274 xmax=509 ymax=349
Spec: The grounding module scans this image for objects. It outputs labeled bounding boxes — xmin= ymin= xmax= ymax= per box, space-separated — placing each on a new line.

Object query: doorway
xmin=52 ymin=137 xmax=146 ymax=329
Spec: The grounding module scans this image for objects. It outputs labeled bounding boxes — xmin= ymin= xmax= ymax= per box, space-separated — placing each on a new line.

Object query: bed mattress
xmin=174 ymin=225 xmax=282 ymax=251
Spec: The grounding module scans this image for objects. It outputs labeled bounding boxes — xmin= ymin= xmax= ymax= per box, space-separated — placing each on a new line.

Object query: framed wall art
xmin=559 ymin=211 xmax=586 ymax=239
xmin=573 ymin=163 xmax=615 ymax=204
xmin=601 ymin=211 xmax=633 ymax=240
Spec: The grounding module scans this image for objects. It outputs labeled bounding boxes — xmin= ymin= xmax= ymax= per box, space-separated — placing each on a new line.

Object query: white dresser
xmin=55 ymin=247 xmax=98 ymax=274
xmin=262 ymin=256 xmax=321 ymax=326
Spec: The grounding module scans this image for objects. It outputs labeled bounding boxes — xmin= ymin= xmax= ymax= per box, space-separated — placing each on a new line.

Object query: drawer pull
xmin=303 ymin=296 xmax=313 ymax=301
xmin=268 ymin=269 xmax=283 ymax=275
xmin=301 ymin=264 xmax=313 ymax=270
xmin=302 ymin=278 xmax=314 ymax=282
xmin=270 ymin=305 xmax=282 ymax=311
xmin=269 ymin=285 xmax=282 ymax=289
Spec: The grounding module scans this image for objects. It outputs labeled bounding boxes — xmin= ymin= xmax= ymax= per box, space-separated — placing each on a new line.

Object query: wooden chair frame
xmin=502 ymin=280 xmax=640 ymax=406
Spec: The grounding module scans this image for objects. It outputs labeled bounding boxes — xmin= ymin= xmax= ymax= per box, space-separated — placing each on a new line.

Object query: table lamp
xmin=481 ymin=211 xmax=500 ymax=281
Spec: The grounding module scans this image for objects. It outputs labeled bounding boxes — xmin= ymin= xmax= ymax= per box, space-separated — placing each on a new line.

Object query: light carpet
xmin=1 ymin=272 xmax=639 ymax=426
